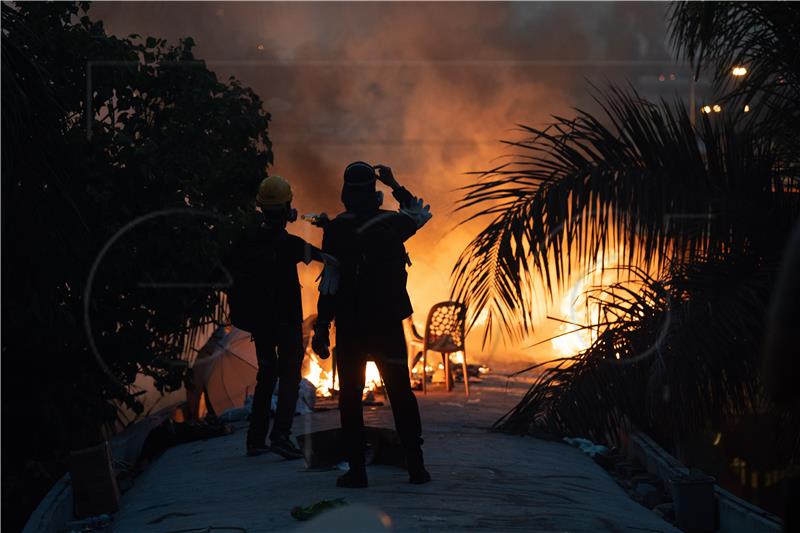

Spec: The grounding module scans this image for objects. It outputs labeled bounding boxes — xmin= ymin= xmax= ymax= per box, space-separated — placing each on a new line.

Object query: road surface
xmin=113 ymin=377 xmax=677 ymax=532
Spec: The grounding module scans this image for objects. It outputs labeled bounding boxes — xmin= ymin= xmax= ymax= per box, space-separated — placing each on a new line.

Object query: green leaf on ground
xmin=290 ymin=498 xmax=348 ymax=521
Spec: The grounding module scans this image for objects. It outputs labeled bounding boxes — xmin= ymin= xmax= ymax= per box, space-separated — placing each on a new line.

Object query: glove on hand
xmin=316 ymin=253 xmax=340 ymax=296
xmin=400 ymin=197 xmax=432 ymax=229
xmin=311 ymin=322 xmax=331 ymax=360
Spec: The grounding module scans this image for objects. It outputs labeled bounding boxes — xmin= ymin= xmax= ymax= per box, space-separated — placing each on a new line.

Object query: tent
xmin=192 ymin=316 xmax=326 ymax=416
xmin=193 ymin=327 xmax=258 ymax=415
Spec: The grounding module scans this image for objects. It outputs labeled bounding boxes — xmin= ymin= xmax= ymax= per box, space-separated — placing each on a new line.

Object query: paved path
xmin=114 ymin=378 xmax=677 ymax=532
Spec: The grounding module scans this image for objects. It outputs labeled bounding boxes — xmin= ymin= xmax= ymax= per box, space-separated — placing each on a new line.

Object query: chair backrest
xmin=423 ymin=301 xmax=466 ymax=353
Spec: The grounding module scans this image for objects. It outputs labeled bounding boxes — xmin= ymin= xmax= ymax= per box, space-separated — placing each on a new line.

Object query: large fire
xmin=550 ymin=277 xmax=596 ymax=357
xmin=302 ymin=344 xmax=383 ymax=398
xmin=550 ymin=252 xmax=624 ymax=358
xmin=549 ymin=248 xmax=656 ymax=360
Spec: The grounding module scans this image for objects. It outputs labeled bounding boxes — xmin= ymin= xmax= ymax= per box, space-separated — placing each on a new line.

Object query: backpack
xmin=225 ymin=228 xmax=281 ymax=332
xmin=334 ymin=213 xmax=412 ymax=323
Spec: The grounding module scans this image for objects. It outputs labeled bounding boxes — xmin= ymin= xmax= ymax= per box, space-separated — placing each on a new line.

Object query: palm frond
xmin=452 ymin=86 xmax=785 ymax=343
xmin=668 ymin=2 xmax=800 ymax=162
xmin=494 ymin=255 xmax=795 ymax=455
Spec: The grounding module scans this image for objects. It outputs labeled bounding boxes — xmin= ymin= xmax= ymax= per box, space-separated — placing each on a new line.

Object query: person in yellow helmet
xmin=223 ymin=174 xmax=338 ymax=459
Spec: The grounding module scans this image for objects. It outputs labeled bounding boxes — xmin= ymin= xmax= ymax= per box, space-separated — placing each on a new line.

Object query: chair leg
xmin=381 ymin=377 xmax=390 ymax=406
xmin=332 ymin=350 xmax=338 ymax=397
xmin=444 ymin=352 xmax=452 ymax=392
xmin=461 ymin=351 xmax=470 ymax=398
xmin=422 ymin=349 xmax=427 ymax=395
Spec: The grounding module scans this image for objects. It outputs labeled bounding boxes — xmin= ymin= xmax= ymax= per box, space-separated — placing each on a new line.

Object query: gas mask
xmin=261 ymin=204 xmax=297 ymax=225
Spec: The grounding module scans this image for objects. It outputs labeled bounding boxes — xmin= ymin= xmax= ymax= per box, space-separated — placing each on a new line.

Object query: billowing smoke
xmin=93 ymin=2 xmax=678 ymax=368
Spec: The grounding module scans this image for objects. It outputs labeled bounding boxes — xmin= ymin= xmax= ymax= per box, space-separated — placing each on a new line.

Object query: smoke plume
xmin=93 ymin=2 xmax=679 ymax=367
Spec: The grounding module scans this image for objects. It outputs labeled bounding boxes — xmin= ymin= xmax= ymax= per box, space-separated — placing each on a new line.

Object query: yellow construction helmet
xmin=256 ymin=175 xmax=293 ymax=206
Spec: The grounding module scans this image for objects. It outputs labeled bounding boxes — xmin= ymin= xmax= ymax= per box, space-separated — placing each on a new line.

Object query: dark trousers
xmin=336 ymin=320 xmax=423 ymax=467
xmin=246 ymin=324 xmax=304 ymax=446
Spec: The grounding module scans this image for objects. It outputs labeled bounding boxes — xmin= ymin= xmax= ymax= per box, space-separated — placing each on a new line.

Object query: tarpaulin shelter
xmin=193 ymin=327 xmax=259 ymax=415
xmin=193 ymin=316 xmax=324 ymax=416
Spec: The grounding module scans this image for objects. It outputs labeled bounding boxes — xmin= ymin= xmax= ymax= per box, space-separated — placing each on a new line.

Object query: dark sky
xmin=90 ymin=2 xmax=688 ymax=363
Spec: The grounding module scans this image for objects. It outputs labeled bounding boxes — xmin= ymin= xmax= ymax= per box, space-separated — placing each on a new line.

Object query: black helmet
xmin=341 ymin=161 xmax=381 ymax=211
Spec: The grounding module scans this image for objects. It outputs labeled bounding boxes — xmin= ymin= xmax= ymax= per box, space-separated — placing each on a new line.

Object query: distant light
xmin=615 ymin=352 xmax=621 ymax=360
xmin=713 ymin=432 xmax=722 ymax=446
xmin=713 ymin=104 xmax=722 ymax=113
xmin=256 ymin=44 xmax=265 ymax=51
xmin=731 ymin=66 xmax=748 ymax=77
xmin=701 ymin=105 xmax=712 ymax=114
xmin=744 ymin=104 xmax=751 ymax=113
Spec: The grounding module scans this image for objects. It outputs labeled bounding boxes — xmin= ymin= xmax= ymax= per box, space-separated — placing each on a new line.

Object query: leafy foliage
xmin=495 ymin=256 xmax=779 ymax=447
xmin=669 ymin=1 xmax=800 ymax=166
xmin=451 ymin=2 xmax=800 ymax=459
xmin=2 ymin=2 xmax=270 ymax=525
xmin=452 ymin=87 xmax=792 ymax=343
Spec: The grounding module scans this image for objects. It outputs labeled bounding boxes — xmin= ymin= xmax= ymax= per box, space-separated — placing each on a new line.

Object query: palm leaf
xmin=452 ymin=86 xmax=786 ymax=343
xmin=668 ymin=2 xmax=800 ymax=166
xmin=494 ymin=255 xmax=794 ymax=453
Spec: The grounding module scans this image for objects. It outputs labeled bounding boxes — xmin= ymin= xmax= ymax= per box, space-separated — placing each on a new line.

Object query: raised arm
xmin=374 ymin=165 xmax=432 ymax=240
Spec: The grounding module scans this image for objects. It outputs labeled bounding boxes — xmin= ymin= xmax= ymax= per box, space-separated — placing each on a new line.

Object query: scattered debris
xmin=140 ymin=419 xmax=233 ymax=463
xmin=291 ymin=498 xmax=348 ymax=521
xmin=593 ymin=448 xmax=678 ymax=527
xmin=219 ymin=378 xmax=318 ymax=422
xmin=66 ymin=514 xmax=112 ymax=532
xmin=280 ymin=378 xmax=316 ymax=415
xmin=362 ymin=390 xmax=384 ymax=406
xmin=218 ymin=398 xmax=251 ymax=422
xmin=452 ymin=363 xmax=489 ymax=379
xmin=563 ymin=437 xmax=608 ymax=457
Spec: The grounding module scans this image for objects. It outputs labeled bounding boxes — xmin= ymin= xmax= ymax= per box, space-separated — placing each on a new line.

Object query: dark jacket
xmin=224 ymin=225 xmax=311 ymax=332
xmin=317 ymin=187 xmax=417 ymax=329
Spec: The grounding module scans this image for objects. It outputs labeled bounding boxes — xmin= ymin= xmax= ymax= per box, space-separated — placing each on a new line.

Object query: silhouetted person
xmin=224 ymin=175 xmax=337 ymax=459
xmin=312 ymin=162 xmax=432 ymax=487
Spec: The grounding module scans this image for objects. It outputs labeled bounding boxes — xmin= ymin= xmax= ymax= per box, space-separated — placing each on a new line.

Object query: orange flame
xmin=302 ymin=345 xmax=383 ymax=397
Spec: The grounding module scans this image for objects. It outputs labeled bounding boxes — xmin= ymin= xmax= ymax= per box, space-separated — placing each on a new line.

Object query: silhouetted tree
xmin=452 ymin=2 xmax=799 ymax=456
xmin=2 ymin=3 xmax=270 ymax=527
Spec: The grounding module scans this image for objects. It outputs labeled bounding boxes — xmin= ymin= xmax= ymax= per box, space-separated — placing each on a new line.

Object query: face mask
xmin=260 ymin=204 xmax=296 ymax=224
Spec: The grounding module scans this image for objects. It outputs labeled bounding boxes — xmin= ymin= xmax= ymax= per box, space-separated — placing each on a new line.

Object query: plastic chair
xmin=403 ymin=318 xmax=425 ymax=373
xmin=421 ymin=301 xmax=469 ymax=397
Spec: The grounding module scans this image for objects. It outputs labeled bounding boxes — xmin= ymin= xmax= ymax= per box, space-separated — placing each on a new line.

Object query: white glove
xmin=400 ymin=197 xmax=432 ymax=229
xmin=317 ymin=253 xmax=340 ymax=296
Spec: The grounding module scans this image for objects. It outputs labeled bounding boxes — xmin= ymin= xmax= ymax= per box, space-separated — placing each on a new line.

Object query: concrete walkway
xmin=114 ymin=378 xmax=677 ymax=532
